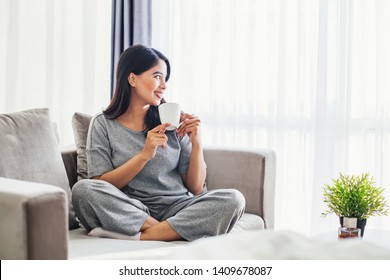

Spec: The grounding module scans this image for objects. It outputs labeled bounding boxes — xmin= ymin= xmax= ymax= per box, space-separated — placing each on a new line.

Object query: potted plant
xmin=322 ymin=173 xmax=389 ymax=237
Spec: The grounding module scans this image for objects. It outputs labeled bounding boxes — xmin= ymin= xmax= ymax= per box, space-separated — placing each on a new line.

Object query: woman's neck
xmin=117 ymin=101 xmax=150 ymax=132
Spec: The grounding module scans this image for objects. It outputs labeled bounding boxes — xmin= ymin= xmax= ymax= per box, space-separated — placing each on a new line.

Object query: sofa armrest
xmin=203 ymin=147 xmax=276 ymax=229
xmin=0 ymin=177 xmax=68 ymax=259
xmin=61 ymin=146 xmax=78 ymax=189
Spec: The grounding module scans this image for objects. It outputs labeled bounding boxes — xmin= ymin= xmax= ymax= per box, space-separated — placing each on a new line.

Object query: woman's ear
xmin=128 ymin=73 xmax=136 ymax=87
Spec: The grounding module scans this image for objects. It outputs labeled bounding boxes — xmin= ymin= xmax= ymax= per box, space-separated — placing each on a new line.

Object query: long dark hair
xmin=104 ymin=44 xmax=171 ymax=132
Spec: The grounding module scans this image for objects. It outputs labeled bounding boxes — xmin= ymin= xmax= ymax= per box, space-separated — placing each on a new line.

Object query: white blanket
xmin=72 ymin=229 xmax=390 ymax=259
xmin=164 ymin=230 xmax=390 ymax=259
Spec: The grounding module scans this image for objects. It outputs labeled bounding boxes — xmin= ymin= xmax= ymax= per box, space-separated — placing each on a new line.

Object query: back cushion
xmin=0 ymin=108 xmax=79 ymax=229
xmin=71 ymin=112 xmax=92 ymax=181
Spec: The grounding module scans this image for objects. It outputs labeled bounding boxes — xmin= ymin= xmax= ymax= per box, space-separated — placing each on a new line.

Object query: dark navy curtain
xmin=111 ymin=0 xmax=151 ymax=96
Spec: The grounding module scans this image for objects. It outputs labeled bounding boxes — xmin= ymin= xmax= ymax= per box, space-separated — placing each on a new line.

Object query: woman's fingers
xmin=177 ymin=116 xmax=200 ymax=136
xmin=150 ymin=139 xmax=167 ymax=150
xmin=150 ymin=133 xmax=168 ymax=144
xmin=142 ymin=123 xmax=171 ymax=159
xmin=179 ymin=113 xmax=196 ymax=122
xmin=150 ymin=122 xmax=171 ymax=133
xmin=146 ymin=127 xmax=168 ymax=148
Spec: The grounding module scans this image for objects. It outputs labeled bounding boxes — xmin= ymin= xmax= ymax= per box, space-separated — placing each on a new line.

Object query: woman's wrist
xmin=190 ymin=137 xmax=203 ymax=150
xmin=137 ymin=150 xmax=152 ymax=162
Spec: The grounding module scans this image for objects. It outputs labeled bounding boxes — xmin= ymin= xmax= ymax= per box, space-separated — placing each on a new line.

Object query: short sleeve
xmin=177 ymin=135 xmax=192 ymax=175
xmin=86 ymin=114 xmax=114 ymax=178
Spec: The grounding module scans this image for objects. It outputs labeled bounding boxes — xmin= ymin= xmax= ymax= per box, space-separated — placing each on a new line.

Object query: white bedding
xmin=165 ymin=230 xmax=390 ymax=259
xmin=71 ymin=229 xmax=390 ymax=259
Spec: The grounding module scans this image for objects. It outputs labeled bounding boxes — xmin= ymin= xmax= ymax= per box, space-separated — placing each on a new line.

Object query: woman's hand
xmin=177 ymin=112 xmax=206 ymax=195
xmin=176 ymin=113 xmax=201 ymax=144
xmin=140 ymin=123 xmax=171 ymax=160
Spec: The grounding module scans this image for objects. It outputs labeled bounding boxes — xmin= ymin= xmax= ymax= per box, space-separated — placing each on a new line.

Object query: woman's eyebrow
xmin=152 ymin=71 xmax=167 ymax=79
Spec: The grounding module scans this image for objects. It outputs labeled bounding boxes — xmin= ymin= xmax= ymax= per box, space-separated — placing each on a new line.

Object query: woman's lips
xmin=154 ymin=92 xmax=163 ymax=99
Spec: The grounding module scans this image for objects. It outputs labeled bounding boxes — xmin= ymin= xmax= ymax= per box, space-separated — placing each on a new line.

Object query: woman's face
xmin=129 ymin=59 xmax=168 ymax=106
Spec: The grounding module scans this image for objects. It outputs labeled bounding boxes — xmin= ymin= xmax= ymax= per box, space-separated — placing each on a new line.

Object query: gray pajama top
xmin=86 ymin=113 xmax=193 ymax=215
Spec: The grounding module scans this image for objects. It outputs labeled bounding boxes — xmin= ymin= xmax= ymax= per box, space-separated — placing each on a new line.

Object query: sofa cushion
xmin=0 ymin=108 xmax=79 ymax=229
xmin=230 ymin=213 xmax=265 ymax=232
xmin=72 ymin=112 xmax=92 ymax=181
xmin=68 ymin=227 xmax=184 ymax=259
xmin=67 ymin=213 xmax=264 ymax=259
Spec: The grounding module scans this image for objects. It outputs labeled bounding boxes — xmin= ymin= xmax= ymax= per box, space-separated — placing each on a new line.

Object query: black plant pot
xmin=339 ymin=217 xmax=367 ymax=237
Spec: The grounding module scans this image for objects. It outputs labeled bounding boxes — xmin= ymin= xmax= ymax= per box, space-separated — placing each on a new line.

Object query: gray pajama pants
xmin=72 ymin=179 xmax=245 ymax=241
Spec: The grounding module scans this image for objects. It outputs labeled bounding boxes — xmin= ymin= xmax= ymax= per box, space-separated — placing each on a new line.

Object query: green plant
xmin=322 ymin=173 xmax=389 ymax=220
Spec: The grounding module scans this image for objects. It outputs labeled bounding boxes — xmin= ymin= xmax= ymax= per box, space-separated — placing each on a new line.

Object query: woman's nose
xmin=160 ymin=79 xmax=167 ymax=89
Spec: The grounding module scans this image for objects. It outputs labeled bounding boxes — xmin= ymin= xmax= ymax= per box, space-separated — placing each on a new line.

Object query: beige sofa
xmin=0 ymin=109 xmax=276 ymax=259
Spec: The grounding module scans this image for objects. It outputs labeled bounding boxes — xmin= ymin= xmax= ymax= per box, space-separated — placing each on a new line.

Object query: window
xmin=0 ymin=0 xmax=111 ymax=146
xmin=151 ymin=0 xmax=390 ymax=234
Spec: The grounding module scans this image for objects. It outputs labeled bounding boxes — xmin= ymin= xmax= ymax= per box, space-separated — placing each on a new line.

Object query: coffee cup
xmin=158 ymin=102 xmax=181 ymax=131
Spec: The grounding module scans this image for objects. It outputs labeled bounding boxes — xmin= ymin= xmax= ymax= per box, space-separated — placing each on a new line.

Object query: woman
xmin=72 ymin=45 xmax=245 ymax=241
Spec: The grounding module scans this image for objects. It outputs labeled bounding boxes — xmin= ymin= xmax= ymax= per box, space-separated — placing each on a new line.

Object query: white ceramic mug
xmin=158 ymin=102 xmax=181 ymax=131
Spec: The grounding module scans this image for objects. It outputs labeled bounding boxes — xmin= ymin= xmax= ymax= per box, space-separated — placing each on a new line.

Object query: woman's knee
xmin=72 ymin=179 xmax=89 ymax=201
xmin=72 ymin=179 xmax=112 ymax=197
xmin=221 ymin=189 xmax=246 ymax=212
xmin=215 ymin=189 xmax=245 ymax=212
xmin=72 ymin=179 xmax=107 ymax=208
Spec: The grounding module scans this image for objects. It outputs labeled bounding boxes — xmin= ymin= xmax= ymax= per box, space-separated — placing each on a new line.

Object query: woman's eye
xmin=154 ymin=75 xmax=161 ymax=80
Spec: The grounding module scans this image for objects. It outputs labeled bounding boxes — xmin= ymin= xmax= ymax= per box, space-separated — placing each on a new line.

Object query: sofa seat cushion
xmin=231 ymin=213 xmax=265 ymax=232
xmin=0 ymin=108 xmax=79 ymax=229
xmin=68 ymin=213 xmax=263 ymax=259
xmin=68 ymin=227 xmax=185 ymax=259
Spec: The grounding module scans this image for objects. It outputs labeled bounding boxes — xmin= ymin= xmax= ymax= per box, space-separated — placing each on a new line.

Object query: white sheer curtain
xmin=0 ymin=0 xmax=111 ymax=146
xmin=151 ymin=0 xmax=390 ymax=235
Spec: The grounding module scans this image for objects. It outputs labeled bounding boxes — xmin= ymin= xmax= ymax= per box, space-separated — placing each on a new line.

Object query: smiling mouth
xmin=154 ymin=92 xmax=163 ymax=99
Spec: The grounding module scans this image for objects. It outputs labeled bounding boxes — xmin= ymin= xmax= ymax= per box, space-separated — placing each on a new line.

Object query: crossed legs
xmin=72 ymin=179 xmax=245 ymax=242
xmin=140 ymin=217 xmax=181 ymax=241
xmin=72 ymin=179 xmax=182 ymax=241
